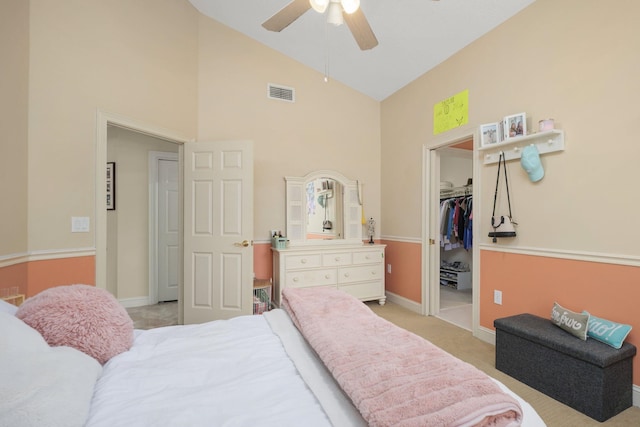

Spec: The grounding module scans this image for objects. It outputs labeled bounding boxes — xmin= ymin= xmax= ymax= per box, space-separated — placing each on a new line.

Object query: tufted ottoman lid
xmin=495 ymin=313 xmax=636 ymax=368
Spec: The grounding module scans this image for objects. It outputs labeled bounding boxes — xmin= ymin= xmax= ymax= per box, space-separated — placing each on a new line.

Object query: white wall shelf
xmin=479 ymin=129 xmax=565 ymax=165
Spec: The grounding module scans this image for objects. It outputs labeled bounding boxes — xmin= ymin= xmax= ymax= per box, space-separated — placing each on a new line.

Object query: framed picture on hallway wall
xmin=106 ymin=162 xmax=116 ymax=210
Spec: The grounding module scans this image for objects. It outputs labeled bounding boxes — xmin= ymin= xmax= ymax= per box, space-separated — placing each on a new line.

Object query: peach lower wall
xmin=253 ymin=243 xmax=273 ymax=282
xmin=0 ymin=256 xmax=95 ymax=298
xmin=2 ymin=246 xmax=273 ymax=301
xmin=27 ymin=257 xmax=95 ymax=296
xmin=480 ymin=250 xmax=640 ymax=385
xmin=381 ymin=239 xmax=422 ymax=303
xmin=0 ymin=262 xmax=28 ymax=296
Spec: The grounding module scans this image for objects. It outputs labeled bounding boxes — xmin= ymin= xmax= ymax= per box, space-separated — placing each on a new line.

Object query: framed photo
xmin=480 ymin=122 xmax=500 ymax=147
xmin=106 ymin=162 xmax=116 ymax=210
xmin=503 ymin=112 xmax=526 ymax=139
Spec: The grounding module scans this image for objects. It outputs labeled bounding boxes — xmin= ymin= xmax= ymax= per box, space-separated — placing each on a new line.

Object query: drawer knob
xmin=344 ymin=273 xmax=350 ymax=278
xmin=335 ymin=257 xmax=340 ymax=261
xmin=301 ymin=259 xmax=307 ymax=264
xmin=371 ymin=271 xmax=376 ymax=275
xmin=365 ymin=255 xmax=371 ymax=259
xmin=293 ymin=277 xmax=299 ymax=282
xmin=325 ymin=274 xmax=330 ymax=279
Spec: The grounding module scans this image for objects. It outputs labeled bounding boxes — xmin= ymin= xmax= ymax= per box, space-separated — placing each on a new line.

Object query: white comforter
xmin=86 ymin=312 xmax=337 ymax=427
xmin=86 ymin=309 xmax=544 ymax=427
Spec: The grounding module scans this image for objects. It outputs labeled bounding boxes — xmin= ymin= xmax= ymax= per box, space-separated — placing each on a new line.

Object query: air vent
xmin=267 ymin=83 xmax=295 ymax=103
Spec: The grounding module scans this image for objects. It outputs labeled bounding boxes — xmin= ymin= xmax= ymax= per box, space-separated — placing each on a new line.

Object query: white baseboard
xmin=384 ymin=291 xmax=422 ymax=313
xmin=475 ymin=325 xmax=496 ymax=346
xmin=118 ymin=296 xmax=150 ymax=308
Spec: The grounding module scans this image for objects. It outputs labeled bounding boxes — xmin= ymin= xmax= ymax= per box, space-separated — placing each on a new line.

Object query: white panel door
xmin=183 ymin=140 xmax=253 ymax=324
xmin=158 ymin=158 xmax=179 ymax=302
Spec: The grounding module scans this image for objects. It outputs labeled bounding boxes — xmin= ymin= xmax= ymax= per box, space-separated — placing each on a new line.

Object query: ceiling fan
xmin=262 ymin=0 xmax=378 ymax=51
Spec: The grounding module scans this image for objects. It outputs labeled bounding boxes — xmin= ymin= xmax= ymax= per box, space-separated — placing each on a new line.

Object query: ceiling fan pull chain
xmin=324 ymin=21 xmax=330 ymax=83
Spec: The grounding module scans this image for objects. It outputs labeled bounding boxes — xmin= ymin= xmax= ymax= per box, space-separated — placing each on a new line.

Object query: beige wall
xmin=27 ymin=0 xmax=198 ymax=252
xmin=4 ymin=0 xmax=380 ymax=300
xmin=382 ymin=0 xmax=640 ymax=256
xmin=0 ymin=0 xmax=29 ymax=256
xmin=18 ymin=0 xmax=380 ymax=258
xmin=197 ymin=17 xmax=381 ymax=240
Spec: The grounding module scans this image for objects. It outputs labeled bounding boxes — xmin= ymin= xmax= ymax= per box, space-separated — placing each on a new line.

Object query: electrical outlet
xmin=387 ymin=264 xmax=392 ymax=274
xmin=494 ymin=290 xmax=503 ymax=305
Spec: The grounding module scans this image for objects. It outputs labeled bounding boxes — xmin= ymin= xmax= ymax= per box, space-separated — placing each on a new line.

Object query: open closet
xmin=437 ymin=144 xmax=473 ymax=330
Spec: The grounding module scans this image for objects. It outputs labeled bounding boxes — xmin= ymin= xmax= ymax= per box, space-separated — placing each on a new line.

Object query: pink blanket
xmin=282 ymin=287 xmax=523 ymax=427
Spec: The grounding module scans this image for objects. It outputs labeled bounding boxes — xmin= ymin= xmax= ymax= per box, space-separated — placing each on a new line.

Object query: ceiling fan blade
xmin=262 ymin=0 xmax=312 ymax=32
xmin=343 ymin=8 xmax=378 ymax=50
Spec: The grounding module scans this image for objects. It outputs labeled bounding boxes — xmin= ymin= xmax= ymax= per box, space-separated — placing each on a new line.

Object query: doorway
xmin=96 ymin=111 xmax=189 ymax=305
xmin=423 ymin=134 xmax=479 ymax=333
xmin=436 ymin=144 xmax=473 ymax=330
xmin=105 ymin=127 xmax=180 ymax=306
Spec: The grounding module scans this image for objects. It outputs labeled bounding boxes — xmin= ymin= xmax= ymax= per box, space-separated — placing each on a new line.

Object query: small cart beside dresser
xmin=253 ymin=278 xmax=272 ymax=315
xmin=272 ymin=244 xmax=386 ymax=307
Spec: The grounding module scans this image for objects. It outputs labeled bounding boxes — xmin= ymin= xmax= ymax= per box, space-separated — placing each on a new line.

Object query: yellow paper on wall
xmin=433 ymin=89 xmax=469 ymax=135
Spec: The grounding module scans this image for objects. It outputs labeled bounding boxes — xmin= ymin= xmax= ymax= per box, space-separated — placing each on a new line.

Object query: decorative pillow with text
xmin=551 ymin=302 xmax=589 ymax=340
xmin=583 ymin=311 xmax=632 ymax=349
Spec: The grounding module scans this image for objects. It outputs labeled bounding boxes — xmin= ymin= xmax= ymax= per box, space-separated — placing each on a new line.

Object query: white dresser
xmin=272 ymin=244 xmax=386 ymax=307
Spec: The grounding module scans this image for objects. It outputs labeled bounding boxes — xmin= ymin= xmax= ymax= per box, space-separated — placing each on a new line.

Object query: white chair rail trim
xmin=0 ymin=248 xmax=96 ymax=268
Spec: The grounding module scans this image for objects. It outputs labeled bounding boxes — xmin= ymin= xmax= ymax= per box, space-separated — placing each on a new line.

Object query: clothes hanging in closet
xmin=440 ymin=196 xmax=472 ymax=250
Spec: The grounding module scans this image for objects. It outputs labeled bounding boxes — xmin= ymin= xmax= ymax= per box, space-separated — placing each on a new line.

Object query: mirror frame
xmin=285 ymin=170 xmax=363 ymax=246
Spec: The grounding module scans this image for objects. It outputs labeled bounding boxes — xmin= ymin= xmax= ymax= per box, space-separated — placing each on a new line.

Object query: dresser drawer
xmin=285 ymin=254 xmax=322 ymax=270
xmin=338 ymin=265 xmax=383 ymax=284
xmin=322 ymin=252 xmax=352 ymax=267
xmin=340 ymin=281 xmax=383 ymax=300
xmin=285 ymin=269 xmax=337 ymax=288
xmin=352 ymin=250 xmax=383 ymax=265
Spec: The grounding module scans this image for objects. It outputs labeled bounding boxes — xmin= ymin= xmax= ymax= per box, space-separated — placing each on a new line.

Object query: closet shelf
xmin=440 ymin=186 xmax=472 ymax=199
xmin=440 ymin=269 xmax=471 ymax=290
xmin=479 ymin=129 xmax=564 ymax=165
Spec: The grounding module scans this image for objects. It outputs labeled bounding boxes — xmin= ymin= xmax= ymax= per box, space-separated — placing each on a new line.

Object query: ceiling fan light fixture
xmin=327 ymin=2 xmax=343 ymax=26
xmin=309 ymin=0 xmax=328 ymax=13
xmin=340 ymin=0 xmax=360 ymax=14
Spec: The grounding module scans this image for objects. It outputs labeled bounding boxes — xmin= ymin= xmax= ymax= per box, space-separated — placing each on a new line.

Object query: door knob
xmin=234 ymin=240 xmax=250 ymax=247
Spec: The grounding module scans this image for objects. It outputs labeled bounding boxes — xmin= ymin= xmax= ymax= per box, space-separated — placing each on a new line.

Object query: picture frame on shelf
xmin=503 ymin=112 xmax=526 ymax=139
xmin=106 ymin=162 xmax=116 ymax=210
xmin=480 ymin=122 xmax=501 ymax=147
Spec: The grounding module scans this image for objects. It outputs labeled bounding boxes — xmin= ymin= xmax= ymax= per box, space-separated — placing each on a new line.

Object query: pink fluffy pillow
xmin=16 ymin=284 xmax=134 ymax=364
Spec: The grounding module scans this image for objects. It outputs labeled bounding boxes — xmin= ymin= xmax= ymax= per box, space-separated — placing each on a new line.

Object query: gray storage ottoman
xmin=494 ymin=313 xmax=636 ymax=422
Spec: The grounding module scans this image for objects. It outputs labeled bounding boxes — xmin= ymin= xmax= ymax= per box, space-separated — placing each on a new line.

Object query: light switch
xmin=71 ymin=217 xmax=90 ymax=233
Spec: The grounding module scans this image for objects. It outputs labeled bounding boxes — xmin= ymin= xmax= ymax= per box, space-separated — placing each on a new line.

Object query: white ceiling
xmin=189 ymin=0 xmax=535 ymax=101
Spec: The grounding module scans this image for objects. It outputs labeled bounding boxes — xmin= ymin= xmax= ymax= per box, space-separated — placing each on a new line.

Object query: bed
xmin=0 ymin=287 xmax=546 ymax=427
